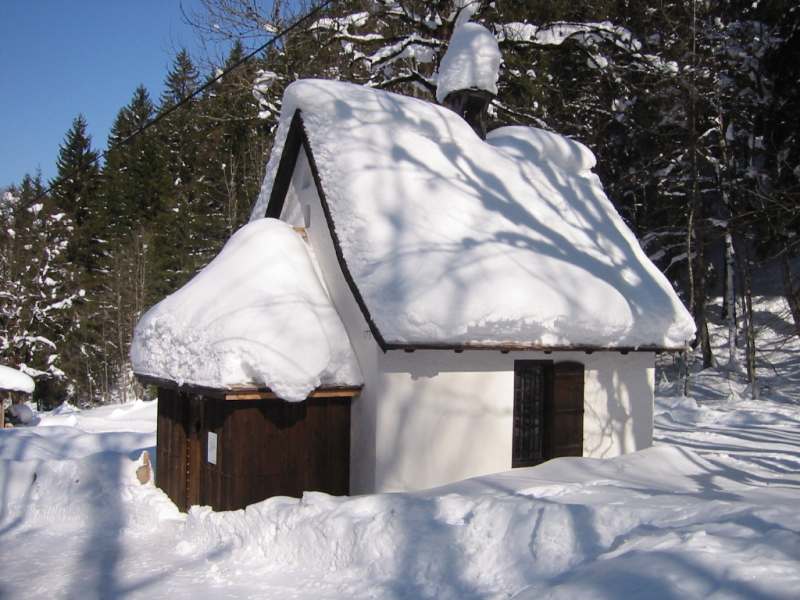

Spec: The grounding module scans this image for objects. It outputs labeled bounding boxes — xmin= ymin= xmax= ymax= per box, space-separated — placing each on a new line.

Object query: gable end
xmin=264 ymin=110 xmax=390 ymax=351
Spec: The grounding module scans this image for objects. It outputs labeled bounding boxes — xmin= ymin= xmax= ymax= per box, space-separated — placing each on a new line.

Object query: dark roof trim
xmin=260 ymin=110 xmax=683 ymax=356
xmin=264 ymin=110 xmax=304 ymax=218
xmin=383 ymin=342 xmax=680 ymax=353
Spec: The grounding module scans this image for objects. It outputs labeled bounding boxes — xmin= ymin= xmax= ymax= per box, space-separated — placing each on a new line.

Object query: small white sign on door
xmin=207 ymin=431 xmax=218 ymax=465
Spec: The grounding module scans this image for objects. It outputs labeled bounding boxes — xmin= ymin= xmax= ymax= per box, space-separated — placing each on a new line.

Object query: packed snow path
xmin=0 ymin=387 xmax=798 ymax=599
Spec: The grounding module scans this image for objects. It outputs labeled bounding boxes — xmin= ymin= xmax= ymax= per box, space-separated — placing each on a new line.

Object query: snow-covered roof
xmin=252 ymin=80 xmax=695 ymax=350
xmin=0 ymin=365 xmax=35 ymax=393
xmin=130 ymin=219 xmax=363 ymax=401
xmin=436 ymin=22 xmax=502 ymax=103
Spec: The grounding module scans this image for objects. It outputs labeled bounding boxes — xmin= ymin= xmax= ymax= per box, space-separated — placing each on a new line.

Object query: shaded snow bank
xmin=0 ymin=377 xmax=799 ymax=599
xmin=130 ymin=219 xmax=362 ymax=401
xmin=178 ymin=441 xmax=800 ymax=599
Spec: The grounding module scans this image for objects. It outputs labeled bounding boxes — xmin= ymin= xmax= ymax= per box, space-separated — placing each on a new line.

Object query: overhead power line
xmin=41 ymin=0 xmax=335 ymax=203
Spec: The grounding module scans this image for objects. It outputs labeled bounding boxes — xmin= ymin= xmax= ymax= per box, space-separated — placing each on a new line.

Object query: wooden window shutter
xmin=549 ymin=362 xmax=585 ymax=458
xmin=512 ymin=360 xmax=552 ymax=467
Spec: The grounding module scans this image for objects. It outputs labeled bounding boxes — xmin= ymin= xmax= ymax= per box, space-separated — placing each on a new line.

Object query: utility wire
xmin=41 ymin=0 xmax=335 ymax=202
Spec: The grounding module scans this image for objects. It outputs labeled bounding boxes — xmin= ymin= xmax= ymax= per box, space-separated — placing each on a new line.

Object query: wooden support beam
xmin=224 ymin=387 xmax=362 ymax=401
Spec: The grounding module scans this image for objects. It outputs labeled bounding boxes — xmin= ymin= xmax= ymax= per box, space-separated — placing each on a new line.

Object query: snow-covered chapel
xmin=131 ymin=17 xmax=695 ymax=511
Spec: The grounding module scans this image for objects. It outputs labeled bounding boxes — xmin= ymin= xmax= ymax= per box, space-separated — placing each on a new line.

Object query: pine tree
xmin=197 ymin=41 xmax=271 ymax=247
xmin=47 ymin=116 xmax=109 ymax=404
xmin=3 ymin=0 xmax=794 ymax=406
xmin=155 ymin=50 xmax=204 ymax=296
xmin=161 ymin=49 xmax=200 ymax=107
xmin=94 ymin=85 xmax=171 ymax=402
xmin=0 ymin=175 xmax=82 ymax=407
xmin=51 ymin=114 xmax=102 ymax=272
xmin=104 ymin=85 xmax=168 ymax=235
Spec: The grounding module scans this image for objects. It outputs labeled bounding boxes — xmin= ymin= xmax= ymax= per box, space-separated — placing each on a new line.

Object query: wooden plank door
xmin=547 ymin=362 xmax=585 ymax=458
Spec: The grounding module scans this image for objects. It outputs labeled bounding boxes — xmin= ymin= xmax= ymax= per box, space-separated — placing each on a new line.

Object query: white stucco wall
xmin=375 ymin=350 xmax=654 ymax=492
xmin=280 ymin=149 xmax=656 ymax=495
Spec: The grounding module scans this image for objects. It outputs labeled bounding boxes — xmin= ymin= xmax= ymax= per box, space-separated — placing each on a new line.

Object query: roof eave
xmin=383 ymin=342 xmax=684 ymax=354
xmin=134 ymin=373 xmax=363 ymax=401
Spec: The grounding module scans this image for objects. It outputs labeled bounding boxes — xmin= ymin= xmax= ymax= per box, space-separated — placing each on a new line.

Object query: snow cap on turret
xmin=436 ymin=12 xmax=501 ymax=138
xmin=453 ymin=0 xmax=481 ymax=28
xmin=436 ymin=22 xmax=501 ymax=102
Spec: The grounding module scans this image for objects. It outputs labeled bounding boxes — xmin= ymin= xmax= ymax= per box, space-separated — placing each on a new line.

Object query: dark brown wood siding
xmin=156 ymin=388 xmax=190 ymax=511
xmin=549 ymin=362 xmax=585 ymax=458
xmin=156 ymin=390 xmax=352 ymax=512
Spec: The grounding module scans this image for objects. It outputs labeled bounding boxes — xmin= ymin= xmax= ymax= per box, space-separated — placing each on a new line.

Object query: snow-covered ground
xmin=1 ymin=299 xmax=798 ymax=599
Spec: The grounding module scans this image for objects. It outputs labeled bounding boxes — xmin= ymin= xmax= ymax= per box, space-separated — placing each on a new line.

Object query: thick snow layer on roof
xmin=251 ymin=80 xmax=695 ymax=349
xmin=130 ymin=219 xmax=362 ymax=401
xmin=436 ymin=22 xmax=502 ymax=103
xmin=488 ymin=125 xmax=596 ymax=172
xmin=0 ymin=365 xmax=34 ymax=393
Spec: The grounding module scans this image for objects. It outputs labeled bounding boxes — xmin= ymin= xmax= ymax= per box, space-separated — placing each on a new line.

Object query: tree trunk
xmin=689 ymin=196 xmax=713 ymax=369
xmin=724 ymin=230 xmax=737 ymax=372
xmin=739 ymin=244 xmax=758 ymax=399
xmin=686 ymin=2 xmax=713 ymax=370
xmin=721 ymin=255 xmax=730 ymax=319
xmin=716 ymin=109 xmax=738 ymax=373
xmin=781 ymin=251 xmax=800 ymax=337
xmin=681 ymin=348 xmax=691 ymax=397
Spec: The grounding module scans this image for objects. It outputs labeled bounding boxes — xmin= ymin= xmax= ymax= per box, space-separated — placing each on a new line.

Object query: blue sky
xmin=0 ymin=1 xmax=209 ymax=188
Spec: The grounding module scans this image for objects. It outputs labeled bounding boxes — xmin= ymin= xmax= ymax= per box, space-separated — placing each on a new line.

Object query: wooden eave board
xmin=134 ymin=374 xmax=362 ymax=401
xmin=383 ymin=342 xmax=681 ymax=353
